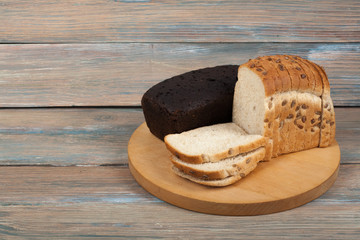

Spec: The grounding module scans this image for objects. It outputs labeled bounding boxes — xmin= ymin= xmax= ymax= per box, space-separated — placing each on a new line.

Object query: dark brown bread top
xmin=141 ymin=65 xmax=239 ymax=140
xmin=244 ymin=55 xmax=326 ymax=97
xmin=142 ymin=65 xmax=238 ymax=113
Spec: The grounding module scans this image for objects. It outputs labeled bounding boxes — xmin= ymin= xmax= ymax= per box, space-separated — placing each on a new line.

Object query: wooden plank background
xmin=0 ymin=43 xmax=359 ymax=107
xmin=0 ymin=0 xmax=359 ymax=43
xmin=0 ymin=165 xmax=358 ymax=238
xmin=0 ymin=0 xmax=359 ymax=238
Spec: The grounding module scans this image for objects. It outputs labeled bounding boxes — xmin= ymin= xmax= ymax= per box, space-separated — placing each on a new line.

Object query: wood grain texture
xmin=0 ymin=43 xmax=359 ymax=107
xmin=0 ymin=165 xmax=358 ymax=239
xmin=0 ymin=108 xmax=144 ymax=166
xmin=0 ymin=0 xmax=359 ymax=43
xmin=0 ymin=107 xmax=358 ymax=166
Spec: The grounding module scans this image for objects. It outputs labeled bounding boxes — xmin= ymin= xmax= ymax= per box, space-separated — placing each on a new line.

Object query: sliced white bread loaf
xmin=233 ymin=55 xmax=335 ymax=158
xmin=171 ymin=147 xmax=265 ymax=187
xmin=164 ymin=123 xmax=268 ymax=164
xmin=171 ymin=147 xmax=266 ymax=180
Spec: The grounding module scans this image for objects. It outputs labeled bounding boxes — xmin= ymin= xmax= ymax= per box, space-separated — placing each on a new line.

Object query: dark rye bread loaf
xmin=141 ymin=65 xmax=238 ymax=140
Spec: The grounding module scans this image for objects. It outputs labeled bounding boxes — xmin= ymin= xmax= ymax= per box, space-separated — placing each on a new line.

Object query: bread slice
xmin=171 ymin=147 xmax=265 ymax=187
xmin=172 ymin=166 xmax=242 ymax=187
xmin=164 ymin=123 xmax=268 ymax=164
xmin=312 ymin=64 xmax=336 ymax=147
xmin=171 ymin=147 xmax=266 ymax=180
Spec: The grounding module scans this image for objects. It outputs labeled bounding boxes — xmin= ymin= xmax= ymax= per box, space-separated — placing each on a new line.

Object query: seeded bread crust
xmin=320 ymin=95 xmax=336 ymax=147
xmin=170 ymin=147 xmax=265 ymax=180
xmin=301 ymin=58 xmax=323 ymax=96
xmin=164 ymin=129 xmax=268 ymax=164
xmin=240 ymin=55 xmax=327 ymax=97
xmin=271 ymin=56 xmax=295 ymax=155
xmin=308 ymin=95 xmax=322 ymax=149
xmin=269 ymin=56 xmax=292 ymax=92
xmin=243 ymin=56 xmax=296 ymax=157
xmin=268 ymin=92 xmax=320 ymax=156
xmin=289 ymin=55 xmax=313 ymax=94
xmin=271 ymin=95 xmax=281 ymax=157
xmin=246 ymin=58 xmax=277 ymax=96
xmin=277 ymin=55 xmax=304 ymax=155
xmin=238 ymin=55 xmax=335 ymax=157
xmin=278 ymin=92 xmax=292 ymax=154
xmin=312 ymin=64 xmax=336 ymax=147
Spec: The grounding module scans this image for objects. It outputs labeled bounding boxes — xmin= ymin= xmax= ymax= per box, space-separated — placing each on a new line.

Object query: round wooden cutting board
xmin=128 ymin=123 xmax=340 ymax=216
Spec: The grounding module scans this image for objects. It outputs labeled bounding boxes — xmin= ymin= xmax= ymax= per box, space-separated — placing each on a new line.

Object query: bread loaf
xmin=141 ymin=65 xmax=238 ymax=140
xmin=233 ymin=55 xmax=335 ymax=158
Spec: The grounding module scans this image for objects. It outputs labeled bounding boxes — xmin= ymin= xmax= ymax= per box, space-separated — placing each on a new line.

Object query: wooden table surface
xmin=0 ymin=1 xmax=359 ymax=239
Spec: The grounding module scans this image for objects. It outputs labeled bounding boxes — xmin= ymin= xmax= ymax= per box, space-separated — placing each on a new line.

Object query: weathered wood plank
xmin=0 ymin=165 xmax=358 ymax=239
xmin=0 ymin=43 xmax=359 ymax=107
xmin=0 ymin=0 xmax=359 ymax=43
xmin=0 ymin=107 xmax=358 ymax=166
xmin=0 ymin=108 xmax=144 ymax=166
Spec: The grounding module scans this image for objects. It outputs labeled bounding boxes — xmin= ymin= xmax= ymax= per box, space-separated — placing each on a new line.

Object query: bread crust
xmin=273 ymin=55 xmax=294 ymax=157
xmin=281 ymin=56 xmax=308 ymax=154
xmin=302 ymin=58 xmax=323 ymax=96
xmin=285 ymin=92 xmax=299 ymax=153
xmin=278 ymin=92 xmax=292 ymax=154
xmin=244 ymin=55 xmax=328 ymax=98
xmin=309 ymin=95 xmax=322 ymax=149
xmin=312 ymin=64 xmax=336 ymax=147
xmin=297 ymin=58 xmax=325 ymax=148
xmin=277 ymin=55 xmax=302 ymax=92
xmin=271 ymin=95 xmax=281 ymax=157
xmin=320 ymin=95 xmax=336 ymax=147
xmin=289 ymin=55 xmax=314 ymax=94
xmin=245 ymin=58 xmax=278 ymax=96
xmin=270 ymin=56 xmax=293 ymax=93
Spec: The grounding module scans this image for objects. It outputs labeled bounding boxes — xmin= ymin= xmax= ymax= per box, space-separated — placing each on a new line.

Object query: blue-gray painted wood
xmin=0 ymin=43 xmax=359 ymax=107
xmin=0 ymin=0 xmax=359 ymax=43
xmin=0 ymin=108 xmax=144 ymax=166
xmin=0 ymin=165 xmax=358 ymax=239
